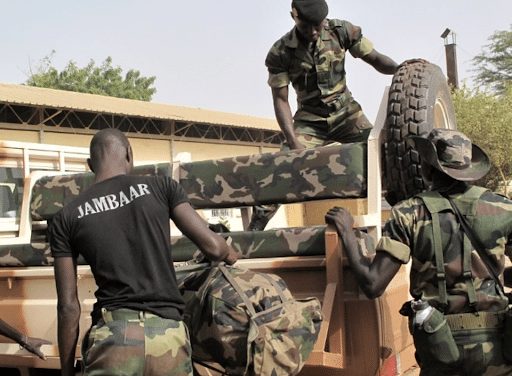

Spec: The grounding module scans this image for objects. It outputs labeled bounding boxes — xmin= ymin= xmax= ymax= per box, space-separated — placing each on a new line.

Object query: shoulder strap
xmin=417 ymin=192 xmax=449 ymax=310
xmin=415 ymin=191 xmax=451 ymax=213
xmin=454 ymin=186 xmax=488 ymax=216
xmin=219 ymin=265 xmax=258 ymax=316
xmin=218 ymin=265 xmax=289 ymax=317
xmin=416 ymin=191 xmax=480 ymax=311
xmin=446 ymin=195 xmax=506 ymax=297
xmin=328 ymin=19 xmax=350 ymax=50
xmin=328 ymin=19 xmax=344 ymax=28
xmin=258 ymin=272 xmax=289 ymax=303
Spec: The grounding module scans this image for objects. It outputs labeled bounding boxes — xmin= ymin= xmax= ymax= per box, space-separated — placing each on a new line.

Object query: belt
xmin=446 ymin=310 xmax=506 ymax=332
xmin=100 ymin=308 xmax=160 ymax=323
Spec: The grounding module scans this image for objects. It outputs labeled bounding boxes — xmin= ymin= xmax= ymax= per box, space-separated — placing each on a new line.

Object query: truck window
xmin=0 ymin=167 xmax=23 ymax=218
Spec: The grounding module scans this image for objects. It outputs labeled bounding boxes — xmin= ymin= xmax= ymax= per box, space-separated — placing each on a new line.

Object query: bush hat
xmin=407 ymin=129 xmax=490 ymax=181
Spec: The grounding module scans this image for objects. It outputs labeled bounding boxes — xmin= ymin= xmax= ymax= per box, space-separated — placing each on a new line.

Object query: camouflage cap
xmin=407 ymin=129 xmax=490 ymax=181
xmin=291 ymin=0 xmax=328 ymax=24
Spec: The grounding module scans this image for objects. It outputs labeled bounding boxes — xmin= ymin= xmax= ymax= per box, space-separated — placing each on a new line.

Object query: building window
xmin=211 ymin=208 xmax=231 ymax=218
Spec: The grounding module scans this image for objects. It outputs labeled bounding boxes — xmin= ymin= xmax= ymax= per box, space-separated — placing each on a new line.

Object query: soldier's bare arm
xmin=172 ymin=202 xmax=237 ymax=264
xmin=361 ymin=49 xmax=399 ymax=75
xmin=271 ymin=86 xmax=305 ymax=150
xmin=325 ymin=207 xmax=401 ymax=299
xmin=0 ymin=318 xmax=51 ymax=360
xmin=54 ymin=257 xmax=80 ymax=376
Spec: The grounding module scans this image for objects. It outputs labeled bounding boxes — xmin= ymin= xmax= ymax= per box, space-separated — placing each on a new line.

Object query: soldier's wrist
xmin=19 ymin=334 xmax=28 ymax=349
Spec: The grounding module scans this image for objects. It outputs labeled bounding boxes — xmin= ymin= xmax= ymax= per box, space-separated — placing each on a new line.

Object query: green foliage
xmin=217 ymin=215 xmax=231 ymax=231
xmin=452 ymin=84 xmax=512 ymax=195
xmin=24 ymin=51 xmax=157 ymax=101
xmin=471 ymin=24 xmax=512 ymax=96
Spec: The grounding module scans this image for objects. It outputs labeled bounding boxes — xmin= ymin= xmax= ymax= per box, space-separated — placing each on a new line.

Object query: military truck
xmin=0 ymin=61 xmax=455 ymax=375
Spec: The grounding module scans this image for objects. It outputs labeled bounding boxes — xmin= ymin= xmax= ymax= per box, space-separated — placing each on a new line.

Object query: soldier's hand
xmin=223 ymin=246 xmax=238 ymax=265
xmin=23 ymin=336 xmax=52 ymax=360
xmin=325 ymin=207 xmax=354 ymax=235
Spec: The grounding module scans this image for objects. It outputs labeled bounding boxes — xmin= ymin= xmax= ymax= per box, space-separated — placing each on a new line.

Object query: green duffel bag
xmin=178 ymin=263 xmax=323 ymax=376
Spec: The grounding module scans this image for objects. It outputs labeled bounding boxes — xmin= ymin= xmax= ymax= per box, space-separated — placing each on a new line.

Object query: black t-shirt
xmin=50 ymin=174 xmax=190 ymax=322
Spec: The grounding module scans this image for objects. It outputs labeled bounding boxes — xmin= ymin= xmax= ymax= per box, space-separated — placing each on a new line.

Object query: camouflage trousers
xmin=418 ymin=328 xmax=512 ymax=376
xmin=281 ymin=125 xmax=370 ymax=150
xmin=293 ymin=107 xmax=372 ymax=146
xmin=81 ymin=308 xmax=193 ymax=376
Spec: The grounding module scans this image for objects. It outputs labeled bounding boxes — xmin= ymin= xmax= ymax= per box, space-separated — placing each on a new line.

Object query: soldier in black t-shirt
xmin=51 ymin=129 xmax=237 ymax=376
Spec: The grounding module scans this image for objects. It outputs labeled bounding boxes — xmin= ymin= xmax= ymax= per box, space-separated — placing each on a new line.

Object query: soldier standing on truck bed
xmin=326 ymin=129 xmax=512 ymax=376
xmin=50 ymin=129 xmax=237 ymax=376
xmin=248 ymin=0 xmax=399 ymax=231
xmin=0 ymin=318 xmax=51 ymax=359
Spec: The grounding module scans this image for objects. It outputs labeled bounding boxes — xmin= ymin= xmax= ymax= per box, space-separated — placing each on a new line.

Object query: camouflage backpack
xmin=178 ymin=263 xmax=323 ymax=376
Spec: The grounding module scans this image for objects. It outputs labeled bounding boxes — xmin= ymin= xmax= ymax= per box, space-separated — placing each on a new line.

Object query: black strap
xmin=430 ymin=210 xmax=449 ymax=310
xmin=446 ymin=196 xmax=506 ymax=296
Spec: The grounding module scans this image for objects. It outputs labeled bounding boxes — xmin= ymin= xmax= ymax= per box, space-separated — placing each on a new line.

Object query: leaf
xmin=23 ymin=52 xmax=157 ymax=102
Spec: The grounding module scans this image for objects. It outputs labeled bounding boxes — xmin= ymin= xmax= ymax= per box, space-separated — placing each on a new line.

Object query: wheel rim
xmin=434 ymin=97 xmax=456 ymax=130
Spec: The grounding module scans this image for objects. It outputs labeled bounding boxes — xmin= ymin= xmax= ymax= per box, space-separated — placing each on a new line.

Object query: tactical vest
xmin=415 ymin=186 xmax=490 ymax=313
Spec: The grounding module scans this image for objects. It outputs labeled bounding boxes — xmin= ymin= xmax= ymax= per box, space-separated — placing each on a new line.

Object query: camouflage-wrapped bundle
xmin=179 ymin=264 xmax=322 ymax=376
xmin=179 ymin=143 xmax=366 ymax=209
xmin=30 ymin=163 xmax=173 ymax=221
xmin=171 ymin=225 xmax=327 ymax=262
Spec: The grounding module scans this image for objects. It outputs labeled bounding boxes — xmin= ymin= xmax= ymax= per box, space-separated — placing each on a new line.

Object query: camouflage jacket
xmin=377 ymin=184 xmax=512 ymax=314
xmin=265 ymin=19 xmax=373 ymax=124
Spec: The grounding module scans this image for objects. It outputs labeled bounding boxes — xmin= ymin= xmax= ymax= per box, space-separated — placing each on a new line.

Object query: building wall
xmin=0 ymin=129 xmax=40 ymax=143
xmin=0 ymin=128 xmax=279 ymax=163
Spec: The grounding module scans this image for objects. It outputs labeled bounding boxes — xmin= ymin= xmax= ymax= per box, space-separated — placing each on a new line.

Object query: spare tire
xmin=383 ymin=61 xmax=457 ymax=206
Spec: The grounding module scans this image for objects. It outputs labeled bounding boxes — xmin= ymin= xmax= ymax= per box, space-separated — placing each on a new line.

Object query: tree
xmin=471 ymin=24 xmax=512 ymax=96
xmin=452 ymin=83 xmax=512 ymax=195
xmin=24 ymin=51 xmax=157 ymax=101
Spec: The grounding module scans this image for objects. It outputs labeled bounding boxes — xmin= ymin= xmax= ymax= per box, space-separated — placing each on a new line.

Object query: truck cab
xmin=0 ymin=141 xmax=90 ymax=375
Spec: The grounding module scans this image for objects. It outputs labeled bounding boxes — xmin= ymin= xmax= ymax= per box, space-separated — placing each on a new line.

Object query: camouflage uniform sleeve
xmin=375 ymin=203 xmax=413 ymax=264
xmin=265 ymin=39 xmax=291 ymax=89
xmin=332 ymin=19 xmax=374 ymax=59
xmin=477 ymin=190 xmax=512 ymax=261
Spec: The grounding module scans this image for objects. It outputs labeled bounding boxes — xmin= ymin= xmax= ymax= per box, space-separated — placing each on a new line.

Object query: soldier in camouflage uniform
xmin=50 ymin=129 xmax=237 ymax=376
xmin=326 ymin=129 xmax=512 ymax=375
xmin=249 ymin=0 xmax=398 ymax=231
xmin=265 ymin=0 xmax=398 ymax=149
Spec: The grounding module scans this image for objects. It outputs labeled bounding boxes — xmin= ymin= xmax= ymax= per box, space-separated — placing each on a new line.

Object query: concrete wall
xmin=0 ymin=129 xmax=279 ymax=163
